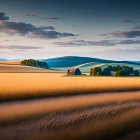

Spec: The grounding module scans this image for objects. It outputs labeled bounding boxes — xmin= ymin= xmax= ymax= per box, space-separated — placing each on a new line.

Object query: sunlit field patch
xmin=0 ymin=73 xmax=140 ymax=101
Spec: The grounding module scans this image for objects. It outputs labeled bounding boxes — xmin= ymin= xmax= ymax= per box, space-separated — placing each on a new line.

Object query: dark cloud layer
xmin=41 ymin=17 xmax=66 ymax=20
xmin=100 ymin=30 xmax=140 ymax=38
xmin=110 ymin=30 xmax=140 ymax=38
xmin=29 ymin=30 xmax=76 ymax=39
xmin=0 ymin=12 xmax=9 ymax=20
xmin=0 ymin=21 xmax=76 ymax=39
xmin=0 ymin=21 xmax=55 ymax=35
xmin=118 ymin=40 xmax=140 ymax=44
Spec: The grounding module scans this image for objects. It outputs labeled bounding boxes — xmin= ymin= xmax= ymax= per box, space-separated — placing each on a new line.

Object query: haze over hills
xmin=0 ymin=58 xmax=22 ymax=62
xmin=43 ymin=56 xmax=140 ymax=72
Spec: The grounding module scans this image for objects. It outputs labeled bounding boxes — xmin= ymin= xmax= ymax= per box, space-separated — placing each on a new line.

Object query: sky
xmin=0 ymin=0 xmax=140 ymax=60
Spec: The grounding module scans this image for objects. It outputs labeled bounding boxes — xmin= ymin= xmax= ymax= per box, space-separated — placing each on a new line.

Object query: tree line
xmin=90 ymin=65 xmax=139 ymax=76
xmin=21 ymin=59 xmax=49 ymax=69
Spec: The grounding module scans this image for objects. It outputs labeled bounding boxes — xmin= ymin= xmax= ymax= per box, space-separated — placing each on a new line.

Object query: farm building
xmin=67 ymin=68 xmax=81 ymax=75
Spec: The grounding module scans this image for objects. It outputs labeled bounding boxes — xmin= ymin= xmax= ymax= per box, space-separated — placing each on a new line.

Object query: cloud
xmin=41 ymin=17 xmax=66 ymax=20
xmin=39 ymin=26 xmax=55 ymax=30
xmin=122 ymin=19 xmax=136 ymax=23
xmin=0 ymin=21 xmax=55 ymax=35
xmin=0 ymin=45 xmax=41 ymax=50
xmin=77 ymin=40 xmax=115 ymax=46
xmin=0 ymin=21 xmax=76 ymax=39
xmin=26 ymin=14 xmax=37 ymax=17
xmin=55 ymin=39 xmax=140 ymax=47
xmin=26 ymin=15 xmax=66 ymax=20
xmin=110 ymin=30 xmax=140 ymax=38
xmin=3 ymin=40 xmax=10 ymax=42
xmin=99 ymin=33 xmax=108 ymax=36
xmin=0 ymin=12 xmax=9 ymax=20
xmin=118 ymin=39 xmax=140 ymax=44
xmin=130 ymin=26 xmax=140 ymax=29
xmin=55 ymin=40 xmax=116 ymax=46
xmin=29 ymin=30 xmax=76 ymax=39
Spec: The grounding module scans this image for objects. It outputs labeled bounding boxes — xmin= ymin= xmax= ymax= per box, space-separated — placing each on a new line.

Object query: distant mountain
xmin=43 ymin=56 xmax=140 ymax=72
xmin=43 ymin=56 xmax=115 ymax=67
xmin=0 ymin=58 xmax=7 ymax=62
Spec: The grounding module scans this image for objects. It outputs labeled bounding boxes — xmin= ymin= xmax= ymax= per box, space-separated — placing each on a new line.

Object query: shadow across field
xmin=1 ymin=91 xmax=140 ymax=126
xmin=1 ymin=102 xmax=140 ymax=140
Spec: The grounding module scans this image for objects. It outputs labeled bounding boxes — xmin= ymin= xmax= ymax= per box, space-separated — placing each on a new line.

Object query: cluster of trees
xmin=21 ymin=59 xmax=49 ymax=69
xmin=90 ymin=65 xmax=139 ymax=76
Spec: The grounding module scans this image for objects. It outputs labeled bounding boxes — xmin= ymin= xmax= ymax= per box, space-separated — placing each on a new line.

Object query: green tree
xmin=96 ymin=72 xmax=100 ymax=76
xmin=134 ymin=70 xmax=139 ymax=76
xmin=35 ymin=60 xmax=38 ymax=67
xmin=114 ymin=71 xmax=119 ymax=76
xmin=115 ymin=70 xmax=125 ymax=76
xmin=21 ymin=61 xmax=24 ymax=65
xmin=90 ymin=68 xmax=93 ymax=76
xmin=116 ymin=65 xmax=122 ymax=71
xmin=112 ymin=66 xmax=117 ymax=71
xmin=107 ymin=65 xmax=112 ymax=71
xmin=21 ymin=59 xmax=49 ymax=69
xmin=90 ymin=64 xmax=136 ymax=77
xmin=90 ymin=67 xmax=102 ymax=76
xmin=119 ymin=70 xmax=125 ymax=76
xmin=102 ymin=68 xmax=111 ymax=76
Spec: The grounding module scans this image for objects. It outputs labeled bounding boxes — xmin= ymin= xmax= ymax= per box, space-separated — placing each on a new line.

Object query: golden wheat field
xmin=1 ymin=99 xmax=140 ymax=140
xmin=1 ymin=72 xmax=140 ymax=101
xmin=1 ymin=91 xmax=140 ymax=125
xmin=1 ymin=62 xmax=140 ymax=140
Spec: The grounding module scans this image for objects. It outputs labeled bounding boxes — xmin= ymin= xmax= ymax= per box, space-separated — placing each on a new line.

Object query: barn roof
xmin=67 ymin=68 xmax=81 ymax=75
xmin=68 ymin=68 xmax=78 ymax=72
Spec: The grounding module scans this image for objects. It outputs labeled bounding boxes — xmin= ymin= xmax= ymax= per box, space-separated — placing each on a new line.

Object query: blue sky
xmin=0 ymin=0 xmax=140 ymax=60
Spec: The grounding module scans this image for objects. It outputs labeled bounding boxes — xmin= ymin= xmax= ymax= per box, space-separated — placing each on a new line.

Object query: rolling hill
xmin=43 ymin=56 xmax=140 ymax=72
xmin=0 ymin=62 xmax=62 ymax=73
